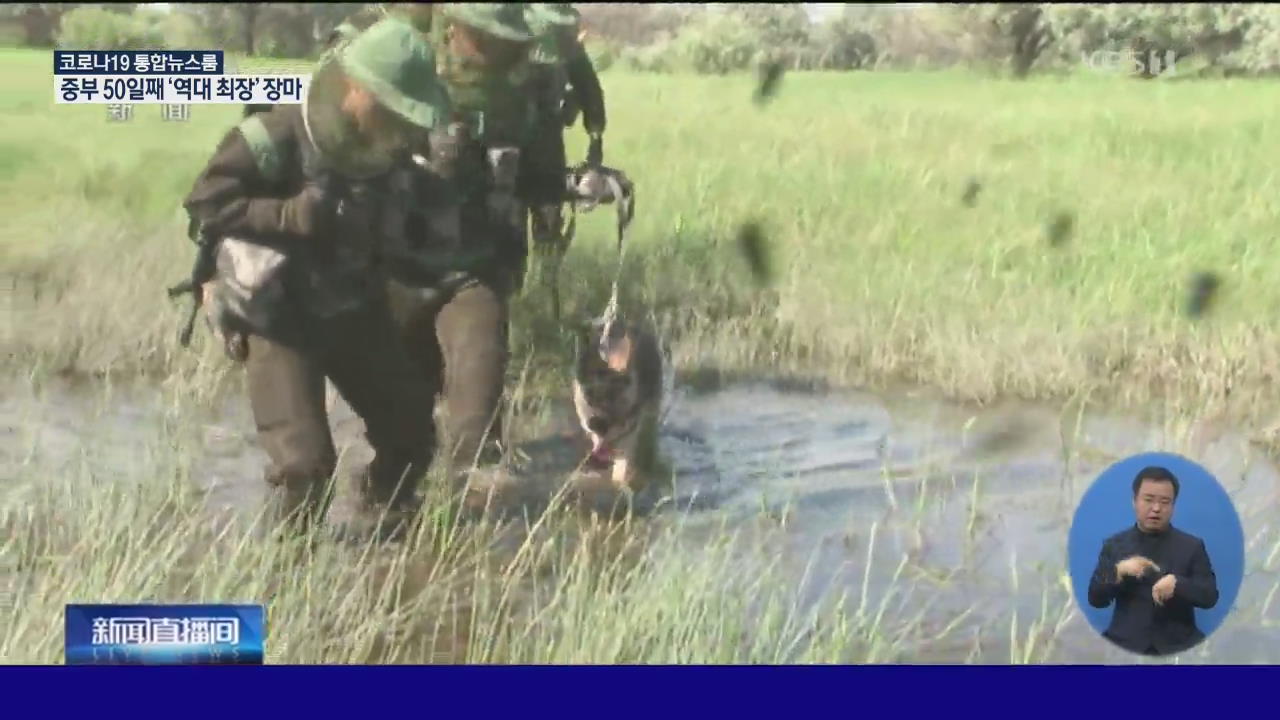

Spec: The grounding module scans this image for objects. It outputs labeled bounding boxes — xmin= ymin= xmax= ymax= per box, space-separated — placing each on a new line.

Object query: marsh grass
xmin=1 ymin=359 xmax=1104 ymax=664
xmin=0 ymin=400 xmax=950 ymax=664
xmin=5 ymin=366 xmax=1278 ymax=663
xmin=7 ymin=50 xmax=1280 ymax=439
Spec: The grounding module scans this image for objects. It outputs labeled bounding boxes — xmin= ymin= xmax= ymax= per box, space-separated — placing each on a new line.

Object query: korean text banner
xmin=54 ymin=75 xmax=308 ymax=104
xmin=64 ymin=603 xmax=265 ymax=665
xmin=54 ymin=50 xmax=224 ymax=75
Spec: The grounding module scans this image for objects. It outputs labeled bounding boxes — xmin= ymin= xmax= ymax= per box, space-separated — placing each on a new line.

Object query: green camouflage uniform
xmin=393 ymin=3 xmax=542 ymax=483
xmin=328 ymin=4 xmax=542 ymax=484
xmin=523 ymin=3 xmax=607 ymax=256
xmin=181 ymin=18 xmax=448 ymax=536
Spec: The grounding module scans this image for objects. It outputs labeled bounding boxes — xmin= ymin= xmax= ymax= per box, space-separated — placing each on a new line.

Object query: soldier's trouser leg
xmin=318 ymin=302 xmax=438 ymax=512
xmin=244 ymin=334 xmax=336 ymax=535
xmin=245 ymin=301 xmax=437 ymax=533
xmin=530 ymin=203 xmax=563 ymax=251
xmin=527 ymin=126 xmax=569 ymax=256
xmin=402 ymin=281 xmax=510 ymax=483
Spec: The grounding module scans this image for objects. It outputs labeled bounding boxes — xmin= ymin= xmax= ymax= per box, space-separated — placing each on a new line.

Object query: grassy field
xmin=3 ymin=46 xmax=1280 ymax=663
xmin=6 ymin=49 xmax=1280 ymax=428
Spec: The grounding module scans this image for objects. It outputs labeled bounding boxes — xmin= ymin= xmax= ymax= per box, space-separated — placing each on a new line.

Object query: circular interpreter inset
xmin=1067 ymin=452 xmax=1245 ymax=657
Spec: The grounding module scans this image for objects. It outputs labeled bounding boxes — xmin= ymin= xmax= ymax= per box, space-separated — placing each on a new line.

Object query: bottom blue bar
xmin=4 ymin=666 xmax=1276 ymax=714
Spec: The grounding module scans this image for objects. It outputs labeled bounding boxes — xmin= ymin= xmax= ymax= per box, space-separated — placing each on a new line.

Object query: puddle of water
xmin=3 ymin=376 xmax=1277 ymax=663
xmin=657 ymin=383 xmax=1279 ymax=662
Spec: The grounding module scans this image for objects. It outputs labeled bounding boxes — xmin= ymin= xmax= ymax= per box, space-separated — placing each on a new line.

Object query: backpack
xmin=170 ymin=112 xmax=290 ymax=355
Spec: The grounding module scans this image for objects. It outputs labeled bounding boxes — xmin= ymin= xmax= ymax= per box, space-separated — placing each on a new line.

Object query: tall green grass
xmin=0 ymin=384 xmax=986 ymax=664
xmin=7 ymin=372 xmax=1275 ymax=663
xmin=6 ymin=50 xmax=1280 ymax=438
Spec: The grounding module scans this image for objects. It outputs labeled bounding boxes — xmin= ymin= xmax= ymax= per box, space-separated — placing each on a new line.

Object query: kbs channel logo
xmin=65 ymin=604 xmax=266 ymax=665
xmin=1081 ymin=48 xmax=1178 ymax=77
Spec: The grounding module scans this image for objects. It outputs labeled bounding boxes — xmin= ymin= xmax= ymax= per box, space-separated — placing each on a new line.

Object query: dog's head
xmin=573 ymin=316 xmax=642 ymax=437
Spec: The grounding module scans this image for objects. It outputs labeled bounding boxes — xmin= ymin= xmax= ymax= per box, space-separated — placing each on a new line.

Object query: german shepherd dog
xmin=571 ymin=313 xmax=666 ymax=492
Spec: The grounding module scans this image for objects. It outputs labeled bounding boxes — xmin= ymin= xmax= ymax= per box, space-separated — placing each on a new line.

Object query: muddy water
xmin=662 ymin=384 xmax=1280 ymax=662
xmin=4 ymin=376 xmax=1278 ymax=663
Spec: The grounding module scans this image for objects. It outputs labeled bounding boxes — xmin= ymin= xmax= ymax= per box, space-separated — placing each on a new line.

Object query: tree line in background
xmin=592 ymin=3 xmax=1280 ymax=78
xmin=4 ymin=3 xmax=1279 ymax=78
xmin=1 ymin=4 xmax=363 ymax=57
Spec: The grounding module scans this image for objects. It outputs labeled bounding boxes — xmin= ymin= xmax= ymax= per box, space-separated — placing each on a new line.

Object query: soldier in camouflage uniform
xmin=321 ymin=5 xmax=613 ymax=491
xmin=180 ymin=17 xmax=449 ymax=537
xmin=522 ymin=3 xmax=607 ymax=263
xmin=382 ymin=3 xmax=543 ymax=489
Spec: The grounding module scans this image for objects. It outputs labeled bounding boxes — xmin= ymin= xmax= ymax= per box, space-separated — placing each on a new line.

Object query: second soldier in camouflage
xmin=523 ymin=3 xmax=607 ymax=263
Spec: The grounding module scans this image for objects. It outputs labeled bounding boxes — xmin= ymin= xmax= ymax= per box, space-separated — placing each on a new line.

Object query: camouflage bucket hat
xmin=305 ymin=16 xmax=449 ymax=178
xmin=440 ymin=3 xmax=535 ymax=42
xmin=323 ymin=6 xmax=391 ymax=53
xmin=338 ymin=16 xmax=448 ymax=129
xmin=527 ymin=3 xmax=580 ymax=31
xmin=525 ymin=5 xmax=580 ymax=65
xmin=383 ymin=3 xmax=437 ymax=33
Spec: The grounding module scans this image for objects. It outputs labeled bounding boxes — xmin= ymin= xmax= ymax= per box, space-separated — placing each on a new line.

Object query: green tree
xmin=3 ymin=4 xmax=80 ymax=47
xmin=807 ymin=5 xmax=884 ymax=70
xmin=577 ymin=3 xmax=701 ymax=48
xmin=56 ymin=5 xmax=157 ymax=51
xmin=1045 ymin=3 xmax=1280 ymax=77
xmin=670 ymin=10 xmax=762 ymax=74
xmin=949 ymin=3 xmax=1054 ymax=78
xmin=176 ymin=3 xmax=369 ymax=58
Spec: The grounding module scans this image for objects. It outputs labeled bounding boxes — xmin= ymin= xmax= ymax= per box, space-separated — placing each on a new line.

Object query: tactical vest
xmin=245 ymin=111 xmax=523 ymax=293
xmin=394 ymin=27 xmax=541 ymax=285
xmin=222 ymin=111 xmax=389 ymax=327
xmin=527 ymin=32 xmax=570 ymax=123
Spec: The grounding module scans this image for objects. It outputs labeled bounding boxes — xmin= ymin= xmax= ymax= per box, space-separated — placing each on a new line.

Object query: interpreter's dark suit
xmin=1087 ymin=524 xmax=1219 ymax=656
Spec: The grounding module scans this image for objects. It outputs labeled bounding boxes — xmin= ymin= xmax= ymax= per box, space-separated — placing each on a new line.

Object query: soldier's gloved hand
xmin=281 ymin=182 xmax=337 ymax=239
xmin=339 ymin=179 xmax=382 ymax=235
xmin=586 ymin=133 xmax=603 ymax=166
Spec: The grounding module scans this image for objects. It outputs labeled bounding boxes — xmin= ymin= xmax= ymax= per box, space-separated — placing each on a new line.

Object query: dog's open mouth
xmin=586 ymin=443 xmax=614 ymax=468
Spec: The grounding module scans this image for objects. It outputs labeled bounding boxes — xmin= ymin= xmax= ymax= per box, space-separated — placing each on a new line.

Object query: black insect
xmin=736 ymin=221 xmax=773 ymax=287
xmin=1046 ymin=211 xmax=1075 ymax=248
xmin=1186 ymin=271 xmax=1221 ymax=318
xmin=961 ymin=178 xmax=982 ymax=208
xmin=754 ymin=61 xmax=785 ymax=106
